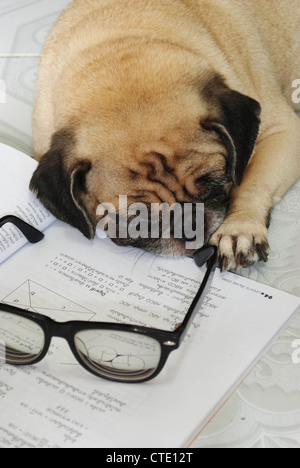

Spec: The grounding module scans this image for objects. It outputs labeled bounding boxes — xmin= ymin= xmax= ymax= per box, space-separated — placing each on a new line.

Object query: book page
xmin=0 ymin=222 xmax=299 ymax=448
xmin=0 ymin=144 xmax=55 ymax=264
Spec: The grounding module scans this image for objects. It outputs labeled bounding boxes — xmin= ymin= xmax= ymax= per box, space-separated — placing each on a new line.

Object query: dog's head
xmin=30 ymin=69 xmax=260 ymax=257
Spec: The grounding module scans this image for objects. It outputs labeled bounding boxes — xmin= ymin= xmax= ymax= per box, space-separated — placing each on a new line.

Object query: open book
xmin=0 ymin=142 xmax=299 ymax=448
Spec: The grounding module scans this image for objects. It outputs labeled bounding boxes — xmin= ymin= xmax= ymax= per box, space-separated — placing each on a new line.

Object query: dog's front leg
xmin=210 ymin=111 xmax=300 ymax=271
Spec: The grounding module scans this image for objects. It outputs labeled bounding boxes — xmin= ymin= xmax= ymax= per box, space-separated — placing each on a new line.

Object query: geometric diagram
xmin=2 ymin=280 xmax=96 ymax=322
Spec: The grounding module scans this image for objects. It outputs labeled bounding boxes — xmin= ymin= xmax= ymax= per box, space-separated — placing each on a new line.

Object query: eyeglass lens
xmin=74 ymin=330 xmax=162 ymax=382
xmin=0 ymin=310 xmax=45 ymax=365
xmin=0 ymin=309 xmax=162 ymax=382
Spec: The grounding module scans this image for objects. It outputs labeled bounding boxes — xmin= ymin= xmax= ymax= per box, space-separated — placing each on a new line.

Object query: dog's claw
xmin=219 ymin=255 xmax=229 ymax=273
xmin=256 ymin=243 xmax=269 ymax=263
xmin=236 ymin=252 xmax=245 ymax=267
xmin=210 ymin=220 xmax=270 ymax=271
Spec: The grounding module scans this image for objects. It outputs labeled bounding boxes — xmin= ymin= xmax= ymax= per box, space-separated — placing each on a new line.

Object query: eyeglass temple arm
xmin=176 ymin=246 xmax=217 ymax=344
xmin=0 ymin=215 xmax=44 ymax=244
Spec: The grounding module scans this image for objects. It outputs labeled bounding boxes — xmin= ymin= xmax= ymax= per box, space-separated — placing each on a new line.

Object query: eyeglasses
xmin=0 ymin=215 xmax=45 ymax=243
xmin=0 ymin=216 xmax=217 ymax=383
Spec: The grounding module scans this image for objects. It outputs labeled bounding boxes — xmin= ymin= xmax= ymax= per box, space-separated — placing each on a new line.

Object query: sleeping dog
xmin=30 ymin=0 xmax=300 ymax=270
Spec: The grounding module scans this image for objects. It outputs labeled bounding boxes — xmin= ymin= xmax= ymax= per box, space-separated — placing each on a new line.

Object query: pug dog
xmin=30 ymin=0 xmax=300 ymax=271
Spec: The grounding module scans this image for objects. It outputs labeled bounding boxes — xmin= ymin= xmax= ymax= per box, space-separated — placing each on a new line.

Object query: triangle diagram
xmin=2 ymin=280 xmax=96 ymax=322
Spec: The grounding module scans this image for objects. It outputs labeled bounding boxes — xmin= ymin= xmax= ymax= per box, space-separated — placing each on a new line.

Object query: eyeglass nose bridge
xmin=44 ymin=318 xmax=75 ymax=342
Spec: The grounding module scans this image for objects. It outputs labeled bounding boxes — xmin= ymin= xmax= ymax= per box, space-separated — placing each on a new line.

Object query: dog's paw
xmin=209 ymin=219 xmax=270 ymax=272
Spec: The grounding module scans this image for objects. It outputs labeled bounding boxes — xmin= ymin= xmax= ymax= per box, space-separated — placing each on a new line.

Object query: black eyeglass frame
xmin=0 ymin=215 xmax=45 ymax=243
xmin=0 ymin=215 xmax=217 ymax=383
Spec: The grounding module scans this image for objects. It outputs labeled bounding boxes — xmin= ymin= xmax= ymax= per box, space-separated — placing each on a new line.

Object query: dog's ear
xmin=201 ymin=75 xmax=261 ymax=186
xmin=30 ymin=129 xmax=95 ymax=239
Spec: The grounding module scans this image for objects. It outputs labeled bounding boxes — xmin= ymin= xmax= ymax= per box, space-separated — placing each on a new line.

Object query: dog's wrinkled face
xmin=30 ymin=73 xmax=260 ymax=257
xmin=84 ymin=118 xmax=231 ymax=256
